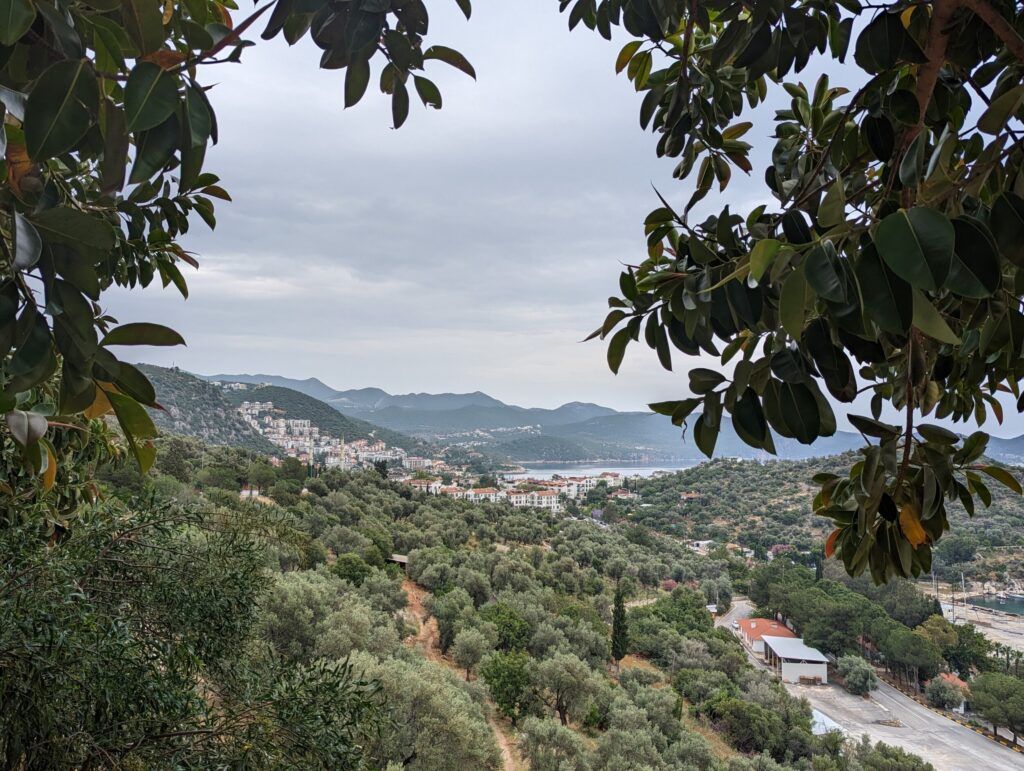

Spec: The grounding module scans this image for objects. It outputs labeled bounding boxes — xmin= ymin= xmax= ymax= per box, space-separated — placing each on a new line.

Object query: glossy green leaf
xmin=848 ymin=414 xmax=900 ymax=440
xmin=33 ymin=206 xmax=116 ymax=252
xmin=114 ymin=361 xmax=158 ymax=406
xmin=107 ymin=391 xmax=157 ymax=472
xmin=911 ymin=289 xmax=959 ymax=344
xmin=122 ymin=0 xmax=165 ymax=54
xmin=978 ymin=465 xmax=1023 ymax=495
xmin=978 ymin=85 xmax=1024 ymax=135
xmin=779 ymin=263 xmax=807 ymax=338
xmin=693 ymin=414 xmax=718 ymax=457
xmin=129 ymin=114 xmax=178 ymax=184
xmin=12 ymin=211 xmax=41 ymax=269
xmin=424 ymin=45 xmax=476 ymax=79
xmin=946 ymin=217 xmax=1000 ymax=298
xmin=733 ymin=388 xmax=768 ymax=448
xmin=748 ymin=239 xmax=781 ymax=283
xmin=898 ymin=131 xmax=926 ymax=188
xmin=0 ymin=0 xmax=35 ymax=46
xmin=818 ymin=180 xmax=844 ymax=227
xmin=185 ymin=85 xmax=213 ymax=147
xmin=689 ymin=368 xmax=725 ymax=395
xmin=101 ymin=322 xmax=185 ymax=347
xmin=805 ymin=244 xmax=847 ymax=303
xmin=24 ymin=60 xmax=99 ymax=160
xmin=607 ymin=327 xmax=630 ymax=374
xmin=991 ymin=192 xmax=1024 ymax=266
xmin=875 ymin=208 xmax=953 ymax=291
xmin=391 ymin=79 xmax=409 ymax=129
xmin=804 ymin=319 xmax=857 ymax=402
xmin=413 ymin=76 xmax=442 ymax=109
xmin=616 ymin=40 xmax=642 ymax=73
xmin=100 ymin=99 xmax=129 ymax=194
xmin=855 ymin=243 xmax=911 ymax=335
xmin=778 ymin=381 xmax=820 ymax=443
xmin=124 ymin=62 xmax=178 ymax=131
xmin=345 ymin=56 xmax=371 ymax=107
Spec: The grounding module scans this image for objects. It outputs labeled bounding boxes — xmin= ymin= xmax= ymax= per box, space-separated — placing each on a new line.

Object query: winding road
xmin=716 ymin=599 xmax=1024 ymax=770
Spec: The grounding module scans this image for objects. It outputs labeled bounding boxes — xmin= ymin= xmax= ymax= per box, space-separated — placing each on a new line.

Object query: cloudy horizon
xmin=111 ymin=0 xmax=1024 ymax=437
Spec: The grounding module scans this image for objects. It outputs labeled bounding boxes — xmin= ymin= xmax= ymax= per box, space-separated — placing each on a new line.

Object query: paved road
xmin=719 ymin=599 xmax=1024 ymax=770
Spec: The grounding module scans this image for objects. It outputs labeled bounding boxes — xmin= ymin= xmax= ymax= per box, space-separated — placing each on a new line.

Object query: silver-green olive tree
xmin=573 ymin=0 xmax=1024 ymax=581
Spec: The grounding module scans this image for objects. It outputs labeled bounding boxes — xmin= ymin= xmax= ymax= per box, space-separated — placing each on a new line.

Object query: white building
xmin=762 ymin=636 xmax=828 ymax=684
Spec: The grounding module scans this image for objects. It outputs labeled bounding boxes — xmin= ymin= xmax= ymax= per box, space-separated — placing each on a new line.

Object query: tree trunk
xmin=557 ymin=701 xmax=568 ymax=726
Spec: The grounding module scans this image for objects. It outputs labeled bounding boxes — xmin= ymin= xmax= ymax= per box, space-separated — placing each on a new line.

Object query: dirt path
xmin=401 ymin=579 xmax=521 ymax=771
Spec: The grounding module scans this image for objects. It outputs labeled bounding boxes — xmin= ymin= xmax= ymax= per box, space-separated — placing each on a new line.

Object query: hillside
xmin=138 ymin=365 xmax=278 ymax=454
xmin=220 ymin=384 xmax=431 ymax=454
xmin=630 ymin=456 xmax=1024 ymax=563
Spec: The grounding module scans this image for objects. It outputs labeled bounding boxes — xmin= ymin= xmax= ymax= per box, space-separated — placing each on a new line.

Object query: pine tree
xmin=611 ymin=582 xmax=629 ymax=664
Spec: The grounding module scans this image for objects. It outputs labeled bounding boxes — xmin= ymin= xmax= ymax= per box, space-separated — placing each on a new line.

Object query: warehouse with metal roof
xmin=762 ymin=635 xmax=829 ymax=684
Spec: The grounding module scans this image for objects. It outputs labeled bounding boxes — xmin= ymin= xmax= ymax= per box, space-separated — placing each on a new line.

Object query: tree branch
xmin=962 ymin=0 xmax=1024 ymax=63
xmin=913 ymin=0 xmax=961 ymax=134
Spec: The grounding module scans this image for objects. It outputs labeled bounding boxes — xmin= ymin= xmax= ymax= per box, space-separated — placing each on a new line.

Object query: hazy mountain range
xmin=202 ymin=372 xmax=871 ymax=463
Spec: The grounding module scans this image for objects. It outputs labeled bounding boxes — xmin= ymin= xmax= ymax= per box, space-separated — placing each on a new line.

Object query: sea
xmin=503 ymin=462 xmax=701 ymax=480
xmin=967 ymin=596 xmax=1024 ymax=616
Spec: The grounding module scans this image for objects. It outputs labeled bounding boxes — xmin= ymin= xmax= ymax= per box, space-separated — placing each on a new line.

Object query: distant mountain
xmin=200 ymin=373 xmax=618 ymax=433
xmin=981 ymin=435 xmax=1024 ymax=465
xmin=200 ymin=371 xmax=871 ymax=462
xmin=219 ymin=385 xmax=430 ymax=454
xmin=138 ymin=365 xmax=278 ymax=454
xmin=204 ymin=373 xmax=341 ymax=402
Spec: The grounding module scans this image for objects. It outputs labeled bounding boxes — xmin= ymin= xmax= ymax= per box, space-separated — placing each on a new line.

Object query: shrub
xmin=925 ymin=677 xmax=964 ymax=711
xmin=837 ymin=655 xmax=878 ymax=696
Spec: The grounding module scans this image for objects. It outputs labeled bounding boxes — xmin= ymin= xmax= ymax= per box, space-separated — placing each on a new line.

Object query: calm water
xmin=504 ymin=463 xmax=699 ymax=480
xmin=967 ymin=596 xmax=1024 ymax=616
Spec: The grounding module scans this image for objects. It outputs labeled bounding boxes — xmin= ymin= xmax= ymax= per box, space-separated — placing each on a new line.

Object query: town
xmin=235 ymin=398 xmax=643 ymax=513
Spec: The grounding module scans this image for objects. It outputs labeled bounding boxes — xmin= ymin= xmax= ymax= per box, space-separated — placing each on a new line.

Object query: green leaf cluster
xmin=576 ymin=0 xmax=1024 ymax=580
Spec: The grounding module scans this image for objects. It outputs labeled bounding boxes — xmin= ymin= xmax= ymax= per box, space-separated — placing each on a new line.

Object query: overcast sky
xmin=110 ymin=1 xmax=1022 ymax=436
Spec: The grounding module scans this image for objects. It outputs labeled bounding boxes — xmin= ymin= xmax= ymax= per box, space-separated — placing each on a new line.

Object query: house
xmin=762 ymin=636 xmax=829 ymax=684
xmin=466 ymin=487 xmax=504 ymax=503
xmin=738 ymin=618 xmax=797 ymax=655
xmin=689 ymin=539 xmax=716 ymax=555
xmin=407 ymin=479 xmax=442 ymax=495
xmin=609 ymin=488 xmax=639 ymax=501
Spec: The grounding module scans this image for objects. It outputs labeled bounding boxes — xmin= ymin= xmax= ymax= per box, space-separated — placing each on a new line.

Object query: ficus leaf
xmin=875 ymin=208 xmax=953 ymax=291
xmin=24 ymin=60 xmax=99 ymax=161
xmin=124 ymin=62 xmax=178 ymax=131
xmin=5 ymin=409 xmax=47 ymax=446
xmin=911 ymin=290 xmax=959 ymax=345
xmin=101 ymin=323 xmax=186 ymax=347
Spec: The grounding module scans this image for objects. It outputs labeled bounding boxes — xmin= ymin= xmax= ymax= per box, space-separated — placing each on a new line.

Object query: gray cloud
xmin=109 ymin=1 xmax=1023 ymax=436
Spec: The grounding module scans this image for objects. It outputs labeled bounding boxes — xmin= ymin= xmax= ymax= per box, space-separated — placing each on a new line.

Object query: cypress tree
xmin=611 ymin=581 xmax=629 ymax=664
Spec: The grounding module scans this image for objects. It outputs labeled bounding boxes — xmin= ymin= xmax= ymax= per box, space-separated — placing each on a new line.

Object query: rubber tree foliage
xmin=572 ymin=0 xmax=1024 ymax=582
xmin=0 ymin=0 xmax=473 ymax=531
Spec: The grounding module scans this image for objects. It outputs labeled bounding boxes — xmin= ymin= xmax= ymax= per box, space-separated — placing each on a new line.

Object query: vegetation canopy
xmin=578 ymin=0 xmax=1024 ymax=581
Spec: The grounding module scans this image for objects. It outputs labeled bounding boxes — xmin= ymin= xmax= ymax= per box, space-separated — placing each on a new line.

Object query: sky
xmin=108 ymin=1 xmax=1023 ymax=437
xmin=111 ymin=0 xmax=763 ymax=412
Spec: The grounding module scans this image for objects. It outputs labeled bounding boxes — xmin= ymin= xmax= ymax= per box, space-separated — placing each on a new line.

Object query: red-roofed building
xmin=738 ymin=618 xmax=797 ymax=654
